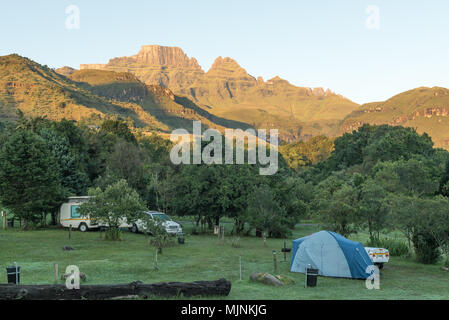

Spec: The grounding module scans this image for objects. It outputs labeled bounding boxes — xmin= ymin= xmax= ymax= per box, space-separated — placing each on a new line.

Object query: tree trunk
xmin=196 ymin=216 xmax=201 ymax=227
xmin=207 ymin=217 xmax=213 ymax=230
xmin=51 ymin=210 xmax=57 ymax=226
xmin=0 ymin=279 xmax=231 ymax=300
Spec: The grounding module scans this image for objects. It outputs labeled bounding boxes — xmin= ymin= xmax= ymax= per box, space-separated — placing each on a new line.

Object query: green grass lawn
xmin=0 ymin=224 xmax=448 ymax=300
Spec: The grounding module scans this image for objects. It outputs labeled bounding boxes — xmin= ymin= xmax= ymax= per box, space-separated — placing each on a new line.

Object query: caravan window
xmin=71 ymin=205 xmax=81 ymax=218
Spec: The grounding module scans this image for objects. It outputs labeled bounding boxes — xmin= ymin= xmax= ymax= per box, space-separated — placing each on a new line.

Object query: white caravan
xmin=59 ymin=196 xmax=97 ymax=232
xmin=59 ymin=196 xmax=131 ymax=232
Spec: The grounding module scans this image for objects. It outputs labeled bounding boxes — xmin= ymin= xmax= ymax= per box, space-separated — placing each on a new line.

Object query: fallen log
xmin=0 ymin=279 xmax=231 ymax=300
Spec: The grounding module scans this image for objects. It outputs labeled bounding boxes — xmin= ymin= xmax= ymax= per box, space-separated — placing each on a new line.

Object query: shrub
xmin=142 ymin=216 xmax=175 ymax=254
xmin=412 ymin=231 xmax=441 ymax=264
xmin=231 ymin=237 xmax=241 ymax=248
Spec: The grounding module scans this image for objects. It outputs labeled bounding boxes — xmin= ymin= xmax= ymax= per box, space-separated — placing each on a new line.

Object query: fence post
xmin=2 ymin=211 xmax=6 ymax=230
xmin=273 ymin=250 xmax=277 ymax=273
xmin=154 ymin=250 xmax=159 ymax=271
xmin=239 ymin=256 xmax=242 ymax=281
xmin=54 ymin=264 xmax=59 ymax=284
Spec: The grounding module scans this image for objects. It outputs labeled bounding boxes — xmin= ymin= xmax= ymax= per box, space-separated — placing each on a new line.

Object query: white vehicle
xmin=59 ymin=196 xmax=131 ymax=232
xmin=131 ymin=211 xmax=182 ymax=235
xmin=59 ymin=196 xmax=97 ymax=232
xmin=365 ymin=247 xmax=390 ymax=269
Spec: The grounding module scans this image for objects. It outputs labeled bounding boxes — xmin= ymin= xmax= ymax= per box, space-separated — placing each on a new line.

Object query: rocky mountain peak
xmin=207 ymin=56 xmax=255 ymax=81
xmin=81 ymin=45 xmax=203 ymax=72
xmin=131 ymin=45 xmax=202 ymax=70
xmin=209 ymin=56 xmax=243 ymax=71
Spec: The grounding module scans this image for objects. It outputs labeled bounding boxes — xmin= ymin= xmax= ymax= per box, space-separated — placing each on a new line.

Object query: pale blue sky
xmin=0 ymin=0 xmax=448 ymax=104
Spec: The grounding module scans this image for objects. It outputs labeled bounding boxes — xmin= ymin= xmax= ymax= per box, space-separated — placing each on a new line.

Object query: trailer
xmin=365 ymin=247 xmax=390 ymax=269
xmin=59 ymin=196 xmax=131 ymax=232
xmin=59 ymin=196 xmax=97 ymax=232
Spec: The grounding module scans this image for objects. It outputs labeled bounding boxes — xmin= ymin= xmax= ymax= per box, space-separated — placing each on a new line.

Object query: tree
xmin=413 ymin=196 xmax=449 ymax=265
xmin=390 ymin=195 xmax=420 ymax=255
xmin=315 ymin=175 xmax=361 ymax=237
xmin=412 ymin=229 xmax=441 ymax=265
xmin=148 ymin=164 xmax=177 ymax=214
xmin=325 ymin=124 xmax=435 ymax=174
xmin=270 ymin=176 xmax=310 ymax=229
xmin=438 ymin=160 xmax=449 ymax=197
xmin=372 ymin=159 xmax=440 ymax=197
xmin=95 ymin=140 xmax=147 ymax=196
xmin=0 ymin=130 xmax=65 ymax=229
xmin=79 ymin=180 xmax=147 ymax=240
xmin=215 ymin=165 xmax=261 ymax=234
xmin=390 ymin=195 xmax=445 ymax=263
xmin=83 ymin=128 xmax=116 ymax=183
xmin=39 ymin=128 xmax=89 ymax=195
xmin=246 ymin=185 xmax=289 ymax=239
xmin=279 ymin=136 xmax=334 ymax=170
xmin=100 ymin=119 xmax=137 ymax=144
xmin=171 ymin=163 xmax=224 ymax=230
xmin=359 ymin=179 xmax=390 ymax=242
xmin=140 ymin=215 xmax=174 ymax=254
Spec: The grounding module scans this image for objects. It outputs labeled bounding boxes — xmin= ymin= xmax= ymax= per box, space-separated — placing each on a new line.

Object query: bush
xmin=412 ymin=232 xmax=441 ymax=264
xmin=142 ymin=216 xmax=175 ymax=254
xmin=231 ymin=237 xmax=241 ymax=248
xmin=365 ymin=237 xmax=410 ymax=257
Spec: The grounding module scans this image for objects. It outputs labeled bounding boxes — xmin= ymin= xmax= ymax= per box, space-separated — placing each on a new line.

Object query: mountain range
xmin=1 ymin=45 xmax=448 ymax=149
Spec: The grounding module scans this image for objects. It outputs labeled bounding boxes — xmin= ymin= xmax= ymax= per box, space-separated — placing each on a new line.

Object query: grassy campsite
xmin=1 ymin=221 xmax=449 ymax=300
xmin=1 ymin=117 xmax=449 ymax=300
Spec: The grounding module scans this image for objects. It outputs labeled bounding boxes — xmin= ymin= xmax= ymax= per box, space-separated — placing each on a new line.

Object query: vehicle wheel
xmin=131 ymin=224 xmax=138 ymax=233
xmin=375 ymin=263 xmax=384 ymax=270
xmin=79 ymin=223 xmax=88 ymax=232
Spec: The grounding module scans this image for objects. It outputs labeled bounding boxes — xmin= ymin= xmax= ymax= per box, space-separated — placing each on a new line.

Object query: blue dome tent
xmin=290 ymin=231 xmax=374 ymax=279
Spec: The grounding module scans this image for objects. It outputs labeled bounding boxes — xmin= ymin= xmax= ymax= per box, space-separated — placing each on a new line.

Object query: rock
xmin=275 ymin=275 xmax=295 ymax=285
xmin=250 ymin=272 xmax=264 ymax=282
xmin=61 ymin=272 xmax=87 ymax=282
xmin=62 ymin=246 xmax=74 ymax=251
xmin=250 ymin=272 xmax=284 ymax=287
xmin=442 ymin=267 xmax=449 ymax=272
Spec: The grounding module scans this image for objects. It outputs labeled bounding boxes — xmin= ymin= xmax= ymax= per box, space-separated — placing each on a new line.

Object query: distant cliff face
xmin=81 ymin=45 xmax=204 ymax=91
xmin=132 ymin=45 xmax=202 ymax=69
xmin=88 ymin=45 xmax=203 ymax=69
xmin=79 ymin=45 xmax=350 ymax=104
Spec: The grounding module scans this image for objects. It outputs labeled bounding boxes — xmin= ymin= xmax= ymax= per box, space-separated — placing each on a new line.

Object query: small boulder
xmin=62 ymin=246 xmax=74 ymax=251
xmin=250 ymin=272 xmax=284 ymax=287
xmin=275 ymin=275 xmax=295 ymax=285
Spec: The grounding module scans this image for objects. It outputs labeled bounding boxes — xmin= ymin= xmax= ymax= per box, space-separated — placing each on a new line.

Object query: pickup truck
xmin=365 ymin=247 xmax=390 ymax=269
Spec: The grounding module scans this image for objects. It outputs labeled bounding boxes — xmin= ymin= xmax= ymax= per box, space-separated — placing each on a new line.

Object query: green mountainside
xmin=341 ymin=87 xmax=449 ymax=148
xmin=0 ymin=54 xmax=248 ymax=136
xmin=0 ymin=54 xmax=167 ymax=131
